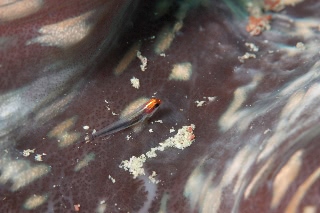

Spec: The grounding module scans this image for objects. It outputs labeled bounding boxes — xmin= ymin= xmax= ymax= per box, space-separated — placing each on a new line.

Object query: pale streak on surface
xmin=26 ymin=11 xmax=94 ymax=48
xmin=258 ymin=91 xmax=304 ymax=160
xmin=233 ymin=145 xmax=259 ymax=195
xmin=198 ymin=146 xmax=256 ymax=213
xmin=0 ymin=158 xmax=50 ymax=191
xmin=292 ymin=18 xmax=320 ymax=39
xmin=198 ymin=171 xmax=216 ymax=213
xmin=154 ymin=21 xmax=183 ymax=54
xmin=218 ymin=74 xmax=262 ymax=132
xmin=184 ymin=163 xmax=215 ymax=212
xmin=0 ymin=0 xmax=43 ymax=22
xmin=35 ymin=89 xmax=78 ymax=123
xmin=221 ymin=145 xmax=253 ymax=188
xmin=244 ymin=157 xmax=274 ymax=199
xmin=271 ymin=150 xmax=303 ymax=208
xmin=303 ymin=205 xmax=317 ymax=213
xmin=158 ymin=193 xmax=169 ymax=213
xmin=74 ymin=152 xmax=95 ymax=172
xmin=258 ymin=83 xmax=320 ymax=161
xmin=114 ymin=42 xmax=141 ymax=75
xmin=23 ymin=194 xmax=48 ymax=210
xmin=47 ymin=116 xmax=80 ymax=147
xmin=285 ymin=167 xmax=320 ymax=213
xmin=201 ymin=186 xmax=221 ymax=213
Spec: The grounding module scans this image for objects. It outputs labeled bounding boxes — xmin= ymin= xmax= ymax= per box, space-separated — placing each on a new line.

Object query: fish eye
xmin=154 ymin=103 xmax=160 ymax=108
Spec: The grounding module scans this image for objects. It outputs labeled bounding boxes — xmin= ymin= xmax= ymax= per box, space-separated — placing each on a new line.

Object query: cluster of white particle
xmin=136 ymin=51 xmax=147 ymax=71
xmin=207 ymin=96 xmax=216 ymax=102
xmin=119 ymin=155 xmax=147 ymax=178
xmin=238 ymin=52 xmax=256 ymax=63
xmin=245 ymin=42 xmax=259 ymax=52
xmin=35 ymin=153 xmax=46 ymax=161
xmin=296 ymin=42 xmax=306 ymax=50
xmin=23 ymin=149 xmax=35 ymax=157
xmin=149 ymin=171 xmax=160 ymax=184
xmin=119 ymin=125 xmax=195 ymax=179
xmin=169 ymin=62 xmax=192 ymax=81
xmin=108 ymin=175 xmax=116 ymax=183
xmin=130 ymin=77 xmax=140 ymax=89
xmin=195 ymin=100 xmax=206 ymax=107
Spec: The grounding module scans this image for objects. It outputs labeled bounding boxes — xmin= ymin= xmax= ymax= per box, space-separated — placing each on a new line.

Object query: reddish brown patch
xmin=246 ymin=15 xmax=272 ymax=36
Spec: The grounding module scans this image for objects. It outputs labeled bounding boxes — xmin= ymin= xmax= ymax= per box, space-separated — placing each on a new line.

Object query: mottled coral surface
xmin=1 ymin=0 xmax=320 ymax=212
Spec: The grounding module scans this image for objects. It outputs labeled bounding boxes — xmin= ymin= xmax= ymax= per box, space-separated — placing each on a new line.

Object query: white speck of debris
xmin=83 ymin=126 xmax=89 ymax=130
xmin=169 ymin=128 xmax=175 ymax=133
xmin=264 ymin=128 xmax=271 ymax=134
xmin=104 ymin=100 xmax=109 ymax=104
xmin=23 ymin=149 xmax=35 ymax=157
xmin=149 ymin=129 xmax=153 ymax=133
xmin=35 ymin=154 xmax=43 ymax=161
xmin=169 ymin=62 xmax=193 ymax=81
xmin=238 ymin=52 xmax=256 ymax=63
xmin=296 ymin=42 xmax=305 ymax=50
xmin=108 ymin=175 xmax=116 ymax=183
xmin=126 ymin=135 xmax=131 ymax=140
xmin=137 ymin=51 xmax=147 ymax=71
xmin=207 ymin=96 xmax=216 ymax=102
xmin=130 ymin=76 xmax=140 ymax=89
xmin=160 ymin=53 xmax=166 ymax=57
xmin=245 ymin=42 xmax=259 ymax=52
xmin=195 ymin=100 xmax=206 ymax=107
xmin=100 ymin=200 xmax=106 ymax=205
xmin=84 ymin=135 xmax=90 ymax=141
xmin=119 ymin=125 xmax=195 ymax=179
xmin=149 ymin=171 xmax=160 ymax=184
xmin=155 ymin=120 xmax=163 ymax=123
xmin=111 ymin=111 xmax=119 ymax=116
xmin=92 ymin=129 xmax=96 ymax=134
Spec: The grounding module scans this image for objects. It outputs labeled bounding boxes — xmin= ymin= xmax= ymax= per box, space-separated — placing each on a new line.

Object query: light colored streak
xmin=23 ymin=194 xmax=48 ymax=210
xmin=184 ymin=164 xmax=215 ymax=212
xmin=26 ymin=11 xmax=94 ymax=48
xmin=0 ymin=0 xmax=43 ymax=22
xmin=271 ymin=150 xmax=303 ymax=208
xmin=303 ymin=205 xmax=317 ymax=213
xmin=74 ymin=152 xmax=95 ymax=172
xmin=114 ymin=42 xmax=141 ymax=75
xmin=285 ymin=167 xmax=320 ymax=213
xmin=47 ymin=116 xmax=80 ymax=148
xmin=154 ymin=21 xmax=183 ymax=54
xmin=244 ymin=158 xmax=274 ymax=198
xmin=158 ymin=193 xmax=169 ymax=213
xmin=218 ymin=74 xmax=262 ymax=132
xmin=259 ymin=83 xmax=320 ymax=161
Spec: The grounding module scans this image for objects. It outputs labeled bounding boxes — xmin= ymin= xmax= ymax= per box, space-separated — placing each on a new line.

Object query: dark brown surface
xmin=1 ymin=0 xmax=320 ymax=212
